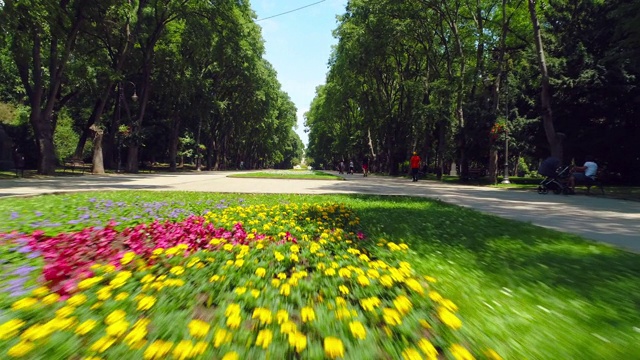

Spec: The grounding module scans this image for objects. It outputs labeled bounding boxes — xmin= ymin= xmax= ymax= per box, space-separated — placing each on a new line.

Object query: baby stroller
xmin=537 ymin=165 xmax=572 ymax=195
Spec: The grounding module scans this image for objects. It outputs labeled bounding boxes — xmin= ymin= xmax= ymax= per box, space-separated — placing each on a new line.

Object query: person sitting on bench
xmin=568 ymin=155 xmax=598 ymax=193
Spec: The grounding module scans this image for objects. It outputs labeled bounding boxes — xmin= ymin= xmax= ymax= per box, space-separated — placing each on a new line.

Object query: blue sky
xmin=252 ymin=0 xmax=347 ymax=147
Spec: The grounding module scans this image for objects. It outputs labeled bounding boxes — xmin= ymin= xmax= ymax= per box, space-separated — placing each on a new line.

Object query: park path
xmin=0 ymin=171 xmax=638 ymax=252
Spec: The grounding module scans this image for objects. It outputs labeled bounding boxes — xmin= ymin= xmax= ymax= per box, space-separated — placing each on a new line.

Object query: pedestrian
xmin=239 ymin=160 xmax=244 ymax=170
xmin=349 ymin=160 xmax=354 ymax=174
xmin=339 ymin=160 xmax=345 ymax=174
xmin=410 ymin=152 xmax=421 ymax=182
xmin=12 ymin=146 xmax=25 ymax=177
xmin=362 ymin=156 xmax=369 ymax=177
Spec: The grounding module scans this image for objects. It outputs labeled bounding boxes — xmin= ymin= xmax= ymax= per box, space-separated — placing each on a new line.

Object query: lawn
xmin=229 ymin=170 xmax=343 ymax=180
xmin=0 ymin=191 xmax=638 ymax=359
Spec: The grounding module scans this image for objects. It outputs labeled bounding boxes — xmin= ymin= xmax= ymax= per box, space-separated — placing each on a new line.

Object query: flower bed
xmin=0 ymin=201 xmax=500 ymax=359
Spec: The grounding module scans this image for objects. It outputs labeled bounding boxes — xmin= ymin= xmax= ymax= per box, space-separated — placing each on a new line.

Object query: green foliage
xmin=517 ymin=156 xmax=532 ymax=177
xmin=0 ymin=47 xmax=22 ymax=102
xmin=0 ymin=102 xmax=18 ymax=124
xmin=1 ymin=106 xmax=36 ymax=166
xmin=0 ymin=0 xmax=303 ymax=173
xmin=1 ymin=0 xmax=637 ymax=180
xmin=305 ymin=0 xmax=640 ymax=183
xmin=53 ymin=111 xmax=80 ymax=162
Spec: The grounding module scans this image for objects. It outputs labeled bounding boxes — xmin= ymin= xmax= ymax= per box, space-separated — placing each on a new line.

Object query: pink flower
xmin=13 ymin=215 xmax=278 ymax=295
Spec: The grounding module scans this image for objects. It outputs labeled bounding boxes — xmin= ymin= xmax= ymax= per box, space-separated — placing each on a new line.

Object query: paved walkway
xmin=0 ymin=171 xmax=638 ymax=252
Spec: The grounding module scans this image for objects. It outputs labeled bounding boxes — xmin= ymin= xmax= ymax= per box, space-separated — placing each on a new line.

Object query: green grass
xmin=229 ymin=170 xmax=343 ymax=180
xmin=354 ymin=196 xmax=640 ymax=359
xmin=1 ymin=191 xmax=638 ymax=359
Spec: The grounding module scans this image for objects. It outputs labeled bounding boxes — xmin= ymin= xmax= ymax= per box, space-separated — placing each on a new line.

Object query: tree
xmin=1 ymin=0 xmax=95 ymax=174
xmin=528 ymin=0 xmax=563 ymax=161
xmin=76 ymin=0 xmax=136 ymax=174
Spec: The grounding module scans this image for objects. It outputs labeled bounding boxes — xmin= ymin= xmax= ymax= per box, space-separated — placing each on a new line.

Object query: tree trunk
xmin=74 ymin=98 xmax=101 ymax=159
xmin=31 ymin=111 xmax=57 ymax=175
xmin=90 ymin=124 xmax=105 ymax=174
xmin=469 ymin=0 xmax=485 ymax=101
xmin=386 ymin=141 xmax=397 ymax=176
xmin=436 ymin=119 xmax=446 ymax=180
xmin=195 ymin=114 xmax=203 ymax=170
xmin=528 ymin=0 xmax=563 ymax=161
xmin=124 ymin=5 xmax=172 ymax=173
xmin=488 ymin=0 xmax=509 ymax=184
xmin=487 ymin=145 xmax=498 ymax=183
xmin=488 ymin=148 xmax=498 ymax=184
xmin=126 ymin=145 xmax=139 ymax=173
xmin=104 ymin=100 xmax=119 ymax=169
xmin=17 ymin=34 xmax=59 ymax=176
xmin=126 ymin=58 xmax=153 ymax=174
xmin=103 ymin=138 xmax=114 ymax=169
xmin=457 ymin=110 xmax=468 ymax=181
xmin=212 ymin=138 xmax=219 ymax=170
xmin=10 ymin=2 xmax=87 ymax=175
xmin=88 ymin=88 xmax=116 ymax=174
xmin=85 ymin=8 xmax=134 ymax=168
xmin=367 ymin=128 xmax=376 ymax=159
xmin=82 ymin=83 xmax=119 ymax=168
xmin=169 ymin=114 xmax=180 ymax=172
xmin=450 ymin=20 xmax=468 ymax=180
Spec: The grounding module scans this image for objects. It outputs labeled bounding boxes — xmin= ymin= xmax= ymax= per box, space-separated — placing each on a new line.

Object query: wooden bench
xmin=584 ymin=170 xmax=605 ymax=195
xmin=466 ymin=167 xmax=486 ymax=181
xmin=13 ymin=152 xmax=25 ymax=177
xmin=63 ymin=158 xmax=90 ymax=173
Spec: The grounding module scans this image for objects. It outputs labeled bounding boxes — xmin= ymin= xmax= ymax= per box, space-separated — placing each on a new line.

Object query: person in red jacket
xmin=410 ymin=152 xmax=421 ymax=182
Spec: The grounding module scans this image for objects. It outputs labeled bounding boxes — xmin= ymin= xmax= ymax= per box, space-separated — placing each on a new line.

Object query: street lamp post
xmin=501 ymin=71 xmax=510 ymax=184
xmin=117 ymin=81 xmax=138 ymax=173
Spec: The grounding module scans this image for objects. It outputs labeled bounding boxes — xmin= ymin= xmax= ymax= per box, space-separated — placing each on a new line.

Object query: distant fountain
xmin=450 ymin=161 xmax=458 ymax=176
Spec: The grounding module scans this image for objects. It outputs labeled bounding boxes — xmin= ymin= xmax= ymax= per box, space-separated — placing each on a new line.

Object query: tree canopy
xmin=305 ymin=0 xmax=640 ymax=183
xmin=0 ymin=0 xmax=303 ymax=174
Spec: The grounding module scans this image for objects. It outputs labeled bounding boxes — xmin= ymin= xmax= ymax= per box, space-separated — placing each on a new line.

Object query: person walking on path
xmin=349 ymin=160 xmax=355 ymax=175
xmin=362 ymin=156 xmax=369 ymax=177
xmin=410 ymin=152 xmax=421 ymax=182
